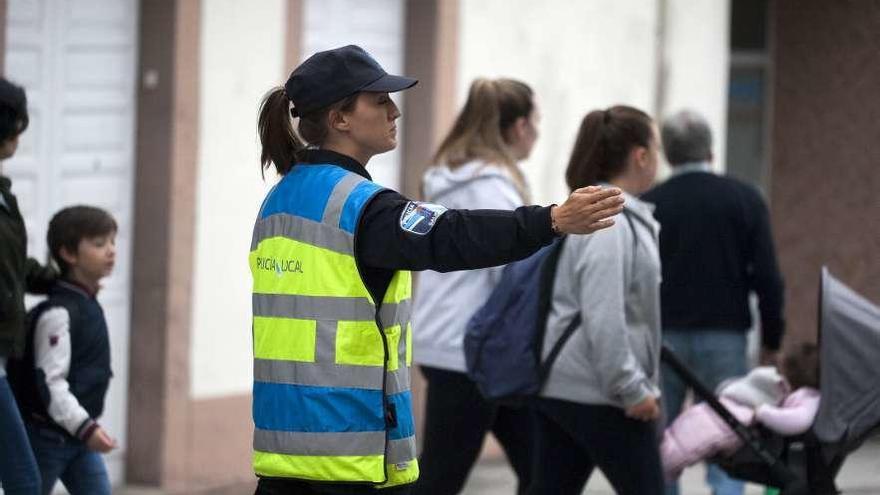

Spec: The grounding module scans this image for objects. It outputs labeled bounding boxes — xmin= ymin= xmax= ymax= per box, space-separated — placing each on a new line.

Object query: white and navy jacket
xmin=10 ymin=280 xmax=112 ymax=441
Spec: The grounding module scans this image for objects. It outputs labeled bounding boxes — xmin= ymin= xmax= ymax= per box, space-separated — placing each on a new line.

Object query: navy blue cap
xmin=284 ymin=45 xmax=417 ymax=117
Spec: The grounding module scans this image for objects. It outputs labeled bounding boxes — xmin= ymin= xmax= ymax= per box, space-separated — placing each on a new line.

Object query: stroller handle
xmin=660 ymin=344 xmax=799 ymax=488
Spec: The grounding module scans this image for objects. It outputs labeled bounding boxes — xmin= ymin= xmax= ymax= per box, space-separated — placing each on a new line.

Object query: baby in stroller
xmin=661 ymin=343 xmax=821 ymax=481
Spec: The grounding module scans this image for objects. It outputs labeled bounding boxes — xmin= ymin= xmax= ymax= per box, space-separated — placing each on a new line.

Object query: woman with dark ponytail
xmin=529 ymin=105 xmax=665 ymax=495
xmin=249 ymin=45 xmax=625 ymax=495
xmin=413 ymin=78 xmax=539 ymax=495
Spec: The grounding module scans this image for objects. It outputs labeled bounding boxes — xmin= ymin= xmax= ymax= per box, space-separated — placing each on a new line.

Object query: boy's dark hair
xmin=0 ymin=78 xmax=29 ymax=143
xmin=782 ymin=341 xmax=820 ymax=390
xmin=47 ymin=206 xmax=117 ymax=275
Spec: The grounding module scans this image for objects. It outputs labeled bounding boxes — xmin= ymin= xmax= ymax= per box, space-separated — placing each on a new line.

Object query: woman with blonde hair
xmin=413 ymin=78 xmax=540 ymax=495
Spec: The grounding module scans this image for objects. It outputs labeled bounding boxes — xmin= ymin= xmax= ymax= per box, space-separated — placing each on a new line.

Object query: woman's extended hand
xmin=551 ymin=186 xmax=624 ymax=235
xmin=625 ymin=395 xmax=661 ymax=422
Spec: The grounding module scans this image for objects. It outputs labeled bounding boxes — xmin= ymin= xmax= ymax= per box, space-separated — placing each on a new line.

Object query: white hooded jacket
xmin=412 ymin=160 xmax=525 ymax=372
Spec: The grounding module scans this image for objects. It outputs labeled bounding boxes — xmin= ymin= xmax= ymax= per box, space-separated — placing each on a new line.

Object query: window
xmin=725 ymin=0 xmax=771 ymax=193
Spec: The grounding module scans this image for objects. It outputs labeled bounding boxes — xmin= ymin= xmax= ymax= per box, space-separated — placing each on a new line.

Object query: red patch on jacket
xmin=49 ymin=335 xmax=59 ymax=346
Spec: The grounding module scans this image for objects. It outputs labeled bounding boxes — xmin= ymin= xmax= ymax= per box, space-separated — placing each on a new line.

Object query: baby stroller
xmin=661 ymin=267 xmax=880 ymax=495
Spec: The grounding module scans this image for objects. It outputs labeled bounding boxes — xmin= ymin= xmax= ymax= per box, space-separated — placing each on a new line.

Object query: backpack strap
xmin=536 ymin=235 xmax=581 ymax=387
xmin=538 ymin=312 xmax=581 ymax=385
xmin=538 ymin=210 xmax=643 ymax=388
xmin=622 ymin=209 xmax=640 ymax=283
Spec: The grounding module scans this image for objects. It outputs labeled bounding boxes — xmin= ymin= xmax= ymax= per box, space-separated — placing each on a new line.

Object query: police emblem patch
xmin=399 ymin=201 xmax=447 ymax=235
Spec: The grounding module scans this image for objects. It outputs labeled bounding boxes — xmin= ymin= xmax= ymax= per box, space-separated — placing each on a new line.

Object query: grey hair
xmin=661 ymin=109 xmax=713 ymax=166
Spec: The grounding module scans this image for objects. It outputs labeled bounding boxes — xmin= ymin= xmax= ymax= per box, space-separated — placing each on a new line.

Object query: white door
xmin=4 ymin=0 xmax=138 ymax=488
xmin=301 ymin=0 xmax=406 ymax=190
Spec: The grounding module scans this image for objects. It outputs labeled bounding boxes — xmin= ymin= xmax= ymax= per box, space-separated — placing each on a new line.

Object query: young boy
xmin=9 ymin=205 xmax=118 ymax=495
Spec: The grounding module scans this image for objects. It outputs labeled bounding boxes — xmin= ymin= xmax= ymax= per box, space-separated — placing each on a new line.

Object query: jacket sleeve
xmin=747 ymin=194 xmax=785 ymax=350
xmin=357 ymin=190 xmax=555 ymax=272
xmin=33 ymin=307 xmax=98 ymax=440
xmin=754 ymin=388 xmax=821 ymax=436
xmin=25 ymin=258 xmax=57 ymax=295
xmin=574 ymin=227 xmax=656 ymax=408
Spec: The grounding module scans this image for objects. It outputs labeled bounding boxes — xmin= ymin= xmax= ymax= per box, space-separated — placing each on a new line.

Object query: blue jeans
xmin=661 ymin=329 xmax=748 ymax=495
xmin=25 ymin=422 xmax=111 ymax=495
xmin=0 ymin=375 xmax=41 ymax=495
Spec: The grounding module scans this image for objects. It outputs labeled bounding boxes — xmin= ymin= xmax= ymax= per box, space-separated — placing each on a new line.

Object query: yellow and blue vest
xmin=249 ymin=164 xmax=418 ymax=488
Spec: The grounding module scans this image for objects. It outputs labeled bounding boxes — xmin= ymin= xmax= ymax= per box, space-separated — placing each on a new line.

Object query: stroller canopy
xmin=814 ymin=267 xmax=880 ymax=447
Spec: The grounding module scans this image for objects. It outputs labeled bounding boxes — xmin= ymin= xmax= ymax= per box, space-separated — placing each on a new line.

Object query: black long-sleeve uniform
xmin=299 ymin=150 xmax=556 ymax=303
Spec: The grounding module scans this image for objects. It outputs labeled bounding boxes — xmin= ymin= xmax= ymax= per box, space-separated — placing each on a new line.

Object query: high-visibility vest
xmin=250 ymin=164 xmax=418 ymax=488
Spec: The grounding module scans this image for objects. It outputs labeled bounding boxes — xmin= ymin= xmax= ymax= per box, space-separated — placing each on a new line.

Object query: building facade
xmin=1 ymin=0 xmax=876 ymax=492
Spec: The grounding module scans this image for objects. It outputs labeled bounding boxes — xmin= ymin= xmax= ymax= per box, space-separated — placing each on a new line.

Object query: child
xmin=661 ymin=342 xmax=821 ymax=481
xmin=9 ymin=206 xmax=118 ymax=495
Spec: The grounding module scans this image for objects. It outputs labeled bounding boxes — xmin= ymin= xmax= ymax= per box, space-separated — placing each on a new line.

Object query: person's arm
xmin=358 ymin=186 xmax=623 ymax=272
xmin=754 ymin=388 xmax=821 ymax=436
xmin=33 ymin=308 xmax=115 ymax=451
xmin=34 ymin=307 xmax=96 ymax=438
xmin=25 ymin=258 xmax=57 ymax=295
xmin=576 ymin=227 xmax=657 ymax=412
xmin=747 ymin=193 xmax=785 ymax=356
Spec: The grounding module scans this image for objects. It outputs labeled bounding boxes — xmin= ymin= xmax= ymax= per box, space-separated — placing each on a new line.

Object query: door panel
xmin=4 ymin=0 xmax=138 ymax=488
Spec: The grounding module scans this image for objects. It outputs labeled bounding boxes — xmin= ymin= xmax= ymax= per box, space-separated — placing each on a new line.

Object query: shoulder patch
xmin=399 ymin=201 xmax=447 ymax=235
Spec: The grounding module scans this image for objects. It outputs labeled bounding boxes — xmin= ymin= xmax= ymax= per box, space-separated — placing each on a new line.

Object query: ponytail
xmin=565 ymin=105 xmax=653 ymax=191
xmin=566 ymin=111 xmax=607 ymax=189
xmin=258 ymin=87 xmax=360 ymax=177
xmin=258 ymin=86 xmax=305 ymax=176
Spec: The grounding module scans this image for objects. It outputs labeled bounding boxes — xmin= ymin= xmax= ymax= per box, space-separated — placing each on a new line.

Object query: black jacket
xmin=0 ymin=175 xmax=55 ymax=358
xmin=642 ymin=170 xmax=785 ymax=349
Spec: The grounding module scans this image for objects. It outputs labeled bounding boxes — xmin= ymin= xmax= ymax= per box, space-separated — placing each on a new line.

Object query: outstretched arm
xmin=358 ymin=186 xmax=623 ymax=272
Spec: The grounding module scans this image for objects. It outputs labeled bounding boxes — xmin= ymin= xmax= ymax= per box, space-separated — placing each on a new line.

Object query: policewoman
xmin=250 ymin=45 xmax=624 ymax=495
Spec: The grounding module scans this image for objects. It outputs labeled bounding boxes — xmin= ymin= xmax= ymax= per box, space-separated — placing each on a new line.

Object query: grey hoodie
xmin=412 ymin=161 xmax=524 ymax=372
xmin=541 ymin=191 xmax=663 ymax=409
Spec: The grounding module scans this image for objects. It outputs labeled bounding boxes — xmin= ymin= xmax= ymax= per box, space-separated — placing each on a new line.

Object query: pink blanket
xmin=661 ymin=388 xmax=820 ymax=481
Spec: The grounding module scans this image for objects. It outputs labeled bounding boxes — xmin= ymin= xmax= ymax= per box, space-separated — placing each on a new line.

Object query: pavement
xmin=113 ymin=438 xmax=879 ymax=494
xmin=460 ymin=437 xmax=880 ymax=495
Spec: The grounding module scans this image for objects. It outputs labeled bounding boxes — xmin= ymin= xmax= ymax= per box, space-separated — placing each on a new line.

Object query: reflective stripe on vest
xmin=250 ymin=165 xmax=418 ymax=487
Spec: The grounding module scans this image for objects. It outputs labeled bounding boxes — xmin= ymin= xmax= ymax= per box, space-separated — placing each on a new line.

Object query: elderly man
xmin=643 ymin=110 xmax=785 ymax=495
